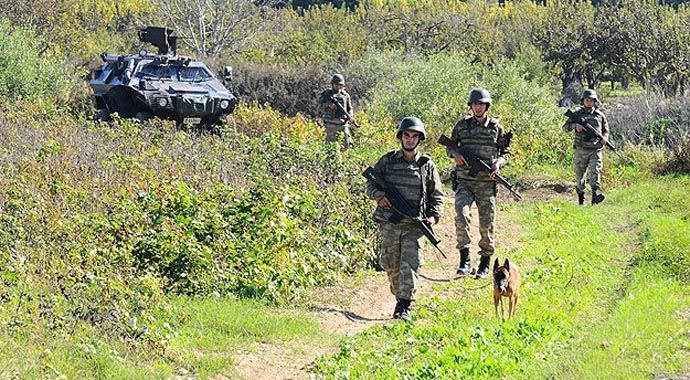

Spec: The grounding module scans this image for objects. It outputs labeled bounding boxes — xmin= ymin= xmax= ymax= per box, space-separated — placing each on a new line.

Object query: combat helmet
xmin=396 ymin=117 xmax=426 ymax=140
xmin=467 ymin=88 xmax=492 ymax=107
xmin=331 ymin=74 xmax=345 ymax=85
xmin=580 ymin=89 xmax=598 ymax=103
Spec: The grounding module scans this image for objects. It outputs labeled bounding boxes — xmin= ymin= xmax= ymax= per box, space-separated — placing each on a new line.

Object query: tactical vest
xmin=373 ymin=150 xmax=433 ymax=222
xmin=453 ymin=116 xmax=501 ymax=181
xmin=320 ymin=89 xmax=350 ymax=121
xmin=571 ymin=107 xmax=606 ymax=149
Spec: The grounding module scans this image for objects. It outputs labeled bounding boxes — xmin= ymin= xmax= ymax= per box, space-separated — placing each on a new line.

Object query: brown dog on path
xmin=493 ymin=258 xmax=521 ymax=320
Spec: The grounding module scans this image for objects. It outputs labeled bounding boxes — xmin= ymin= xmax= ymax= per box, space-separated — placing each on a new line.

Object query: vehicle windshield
xmin=177 ymin=66 xmax=212 ymax=82
xmin=136 ymin=63 xmax=172 ymax=79
xmin=135 ymin=62 xmax=211 ymax=82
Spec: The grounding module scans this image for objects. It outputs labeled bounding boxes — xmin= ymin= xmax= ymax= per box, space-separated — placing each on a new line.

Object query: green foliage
xmin=0 ymin=20 xmax=67 ymax=100
xmin=361 ymin=52 xmax=569 ymax=171
xmin=315 ymin=178 xmax=690 ymax=378
xmin=656 ymin=137 xmax=690 ymax=175
xmin=150 ymin=296 xmax=325 ymax=377
xmin=0 ymin=101 xmax=377 ymax=357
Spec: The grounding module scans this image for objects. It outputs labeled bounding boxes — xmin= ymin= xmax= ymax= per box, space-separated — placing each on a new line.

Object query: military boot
xmin=577 ymin=191 xmax=585 ymax=206
xmin=393 ymin=299 xmax=411 ymax=322
xmin=456 ymin=248 xmax=471 ymax=275
xmin=592 ymin=187 xmax=605 ymax=205
xmin=475 ymin=255 xmax=492 ymax=279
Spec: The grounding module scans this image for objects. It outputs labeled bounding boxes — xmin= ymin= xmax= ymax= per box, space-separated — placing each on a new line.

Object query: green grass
xmin=0 ymin=297 xmax=328 ymax=379
xmin=545 ymin=264 xmax=690 ymax=379
xmin=0 ymin=325 xmax=166 ymax=379
xmin=313 ymin=176 xmax=690 ymax=379
xmin=151 ymin=296 xmax=326 ymax=378
xmin=602 ymin=82 xmax=646 ymax=98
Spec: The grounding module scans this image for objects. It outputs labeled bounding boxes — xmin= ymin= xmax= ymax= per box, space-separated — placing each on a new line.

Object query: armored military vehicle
xmin=90 ymin=27 xmax=237 ymax=126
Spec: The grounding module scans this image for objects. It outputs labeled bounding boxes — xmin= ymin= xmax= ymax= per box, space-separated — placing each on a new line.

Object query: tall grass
xmin=314 ymin=176 xmax=690 ymax=379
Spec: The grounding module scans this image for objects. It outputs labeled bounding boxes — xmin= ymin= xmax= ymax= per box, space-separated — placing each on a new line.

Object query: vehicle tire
xmin=135 ymin=112 xmax=153 ymax=123
xmin=95 ymin=109 xmax=110 ymax=122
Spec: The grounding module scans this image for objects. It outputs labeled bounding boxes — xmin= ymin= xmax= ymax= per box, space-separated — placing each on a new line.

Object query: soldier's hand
xmin=328 ymin=103 xmax=337 ymax=110
xmin=575 ymin=125 xmax=586 ymax=133
xmin=601 ymin=137 xmax=608 ymax=146
xmin=453 ymin=153 xmax=468 ymax=167
xmin=423 ymin=216 xmax=437 ymax=226
xmin=376 ymin=195 xmax=391 ymax=208
xmin=490 ymin=161 xmax=501 ymax=179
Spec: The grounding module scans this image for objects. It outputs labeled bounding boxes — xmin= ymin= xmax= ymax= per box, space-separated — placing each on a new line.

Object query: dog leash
xmin=418 ymin=272 xmax=463 ymax=283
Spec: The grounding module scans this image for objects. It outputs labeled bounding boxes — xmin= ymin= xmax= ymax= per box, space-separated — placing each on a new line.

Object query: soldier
xmin=366 ymin=117 xmax=444 ymax=321
xmin=563 ymin=89 xmax=609 ymax=206
xmin=319 ymin=74 xmax=354 ymax=150
xmin=447 ymin=88 xmax=511 ymax=280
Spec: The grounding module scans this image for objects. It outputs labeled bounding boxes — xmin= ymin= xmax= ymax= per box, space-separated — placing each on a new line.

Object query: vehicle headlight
xmin=220 ymin=99 xmax=230 ymax=110
xmin=157 ymin=97 xmax=168 ymax=107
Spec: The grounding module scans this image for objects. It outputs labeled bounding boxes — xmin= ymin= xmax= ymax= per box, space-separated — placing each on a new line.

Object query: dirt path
xmin=232 ymin=186 xmax=563 ymax=380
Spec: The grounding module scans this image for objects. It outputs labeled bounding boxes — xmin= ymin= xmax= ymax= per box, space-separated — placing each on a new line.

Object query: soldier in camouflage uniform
xmin=366 ymin=117 xmax=444 ymax=321
xmin=563 ymin=89 xmax=609 ymax=206
xmin=447 ymin=88 xmax=511 ymax=280
xmin=318 ymin=74 xmax=354 ymax=150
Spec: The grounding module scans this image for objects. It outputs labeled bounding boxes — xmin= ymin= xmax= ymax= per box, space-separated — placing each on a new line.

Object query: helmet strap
xmin=400 ymin=139 xmax=420 ymax=153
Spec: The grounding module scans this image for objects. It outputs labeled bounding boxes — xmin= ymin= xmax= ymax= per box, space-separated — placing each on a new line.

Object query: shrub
xmin=360 ymin=52 xmax=569 ymax=172
xmin=655 ymin=136 xmax=690 ymax=175
xmin=607 ymin=92 xmax=690 ymax=149
xmin=0 ymin=19 xmax=67 ymax=101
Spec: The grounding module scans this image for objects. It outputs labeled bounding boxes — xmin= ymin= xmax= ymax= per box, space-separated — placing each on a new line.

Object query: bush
xmin=360 ymin=52 xmax=569 ymax=172
xmin=655 ymin=137 xmax=690 ymax=175
xmin=0 ymin=19 xmax=67 ymax=100
xmin=607 ymin=92 xmax=690 ymax=149
xmin=0 ymin=102 xmax=377 ymax=343
xmin=227 ymin=61 xmax=370 ymax=117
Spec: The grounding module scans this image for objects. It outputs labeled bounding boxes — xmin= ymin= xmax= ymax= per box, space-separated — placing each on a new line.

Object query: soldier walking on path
xmin=447 ymin=88 xmax=511 ymax=280
xmin=365 ymin=117 xmax=444 ymax=321
xmin=563 ymin=89 xmax=609 ymax=206
xmin=318 ymin=74 xmax=354 ymax=150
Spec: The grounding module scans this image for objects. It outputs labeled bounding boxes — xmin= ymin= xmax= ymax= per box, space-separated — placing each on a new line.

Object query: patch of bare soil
xmin=232 ymin=187 xmax=565 ymax=380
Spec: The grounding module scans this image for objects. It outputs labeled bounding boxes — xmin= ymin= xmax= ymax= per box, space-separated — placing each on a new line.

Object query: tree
xmin=154 ymin=0 xmax=278 ymax=57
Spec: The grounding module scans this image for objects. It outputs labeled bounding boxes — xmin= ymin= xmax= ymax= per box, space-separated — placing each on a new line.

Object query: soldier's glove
xmin=423 ymin=216 xmax=437 ymax=226
xmin=490 ymin=161 xmax=501 ymax=179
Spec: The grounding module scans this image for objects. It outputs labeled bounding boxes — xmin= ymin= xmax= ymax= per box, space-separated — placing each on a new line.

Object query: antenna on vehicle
xmin=138 ymin=26 xmax=178 ymax=56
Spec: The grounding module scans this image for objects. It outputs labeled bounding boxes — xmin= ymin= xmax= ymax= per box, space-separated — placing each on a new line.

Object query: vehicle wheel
xmin=135 ymin=112 xmax=153 ymax=123
xmin=95 ymin=109 xmax=110 ymax=122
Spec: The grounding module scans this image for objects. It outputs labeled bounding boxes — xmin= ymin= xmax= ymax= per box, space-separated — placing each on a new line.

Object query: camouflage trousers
xmin=378 ymin=220 xmax=423 ymax=301
xmin=454 ymin=179 xmax=497 ymax=257
xmin=324 ymin=122 xmax=351 ymax=150
xmin=574 ymin=147 xmax=603 ymax=192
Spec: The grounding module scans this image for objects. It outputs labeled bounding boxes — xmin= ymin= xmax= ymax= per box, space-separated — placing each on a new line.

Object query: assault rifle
xmin=363 ymin=167 xmax=447 ymax=259
xmin=564 ymin=109 xmax=624 ymax=159
xmin=437 ymin=134 xmax=522 ymax=201
xmin=329 ymin=95 xmax=359 ymax=129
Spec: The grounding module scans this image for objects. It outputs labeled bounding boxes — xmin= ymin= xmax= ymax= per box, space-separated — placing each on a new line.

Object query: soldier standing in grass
xmin=319 ymin=74 xmax=354 ymax=150
xmin=366 ymin=117 xmax=444 ymax=322
xmin=563 ymin=89 xmax=609 ymax=206
xmin=447 ymin=88 xmax=511 ymax=280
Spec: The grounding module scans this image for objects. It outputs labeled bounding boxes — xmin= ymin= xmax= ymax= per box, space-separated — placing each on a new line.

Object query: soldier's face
xmin=401 ymin=130 xmax=421 ymax=151
xmin=332 ymin=84 xmax=344 ymax=91
xmin=583 ymin=97 xmax=596 ymax=108
xmin=471 ymin=102 xmax=488 ymax=117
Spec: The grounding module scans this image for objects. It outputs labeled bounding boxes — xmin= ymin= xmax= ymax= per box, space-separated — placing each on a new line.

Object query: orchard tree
xmin=154 ymin=0 xmax=282 ymax=57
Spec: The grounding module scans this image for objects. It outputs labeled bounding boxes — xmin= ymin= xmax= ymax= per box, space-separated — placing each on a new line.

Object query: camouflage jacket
xmin=447 ymin=115 xmax=511 ymax=181
xmin=366 ymin=149 xmax=444 ymax=224
xmin=319 ymin=88 xmax=352 ymax=124
xmin=563 ymin=106 xmax=609 ymax=149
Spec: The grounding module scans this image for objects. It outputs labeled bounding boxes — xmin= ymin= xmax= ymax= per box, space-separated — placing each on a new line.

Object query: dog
xmin=493 ymin=258 xmax=521 ymax=320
